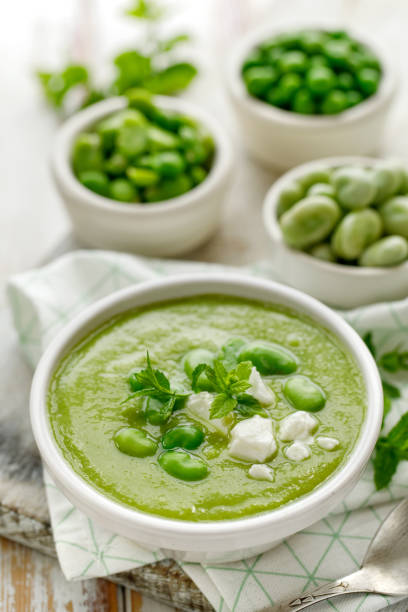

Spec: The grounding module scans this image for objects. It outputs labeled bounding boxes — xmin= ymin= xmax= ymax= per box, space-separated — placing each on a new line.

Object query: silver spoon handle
xmin=260 ymin=570 xmax=374 ymax=611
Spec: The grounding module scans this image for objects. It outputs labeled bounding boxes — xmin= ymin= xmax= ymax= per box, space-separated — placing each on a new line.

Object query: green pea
xmin=242 ymin=50 xmax=266 ymax=73
xmin=359 ymin=236 xmax=408 ymax=267
xmin=305 ymin=66 xmax=336 ymax=95
xmin=109 ymin=178 xmax=139 ymax=202
xmin=279 ymin=50 xmax=308 ymax=73
xmin=190 ymin=165 xmax=207 ymax=186
xmin=320 ymin=90 xmax=348 ymax=114
xmin=298 ymin=169 xmax=331 ymax=190
xmin=331 ymin=166 xmax=376 ymax=209
xmin=104 ymin=152 xmax=127 ymax=176
xmin=159 ymin=450 xmax=208 ymax=481
xmin=244 ymin=66 xmax=279 ymax=96
xmin=292 ymin=89 xmax=316 ymax=114
xmin=72 ymin=133 xmax=103 ymax=175
xmin=126 ymin=88 xmax=156 ymax=115
xmin=265 ymin=86 xmax=290 ymax=108
xmin=331 ymin=209 xmax=382 ymax=260
xmin=144 ymin=397 xmax=169 ymax=425
xmin=323 ymin=39 xmax=351 ymax=69
xmin=185 ymin=142 xmax=208 ymax=165
xmin=309 ymin=242 xmax=336 ymax=262
xmin=238 ymin=341 xmax=297 ymax=375
xmin=114 ymin=427 xmax=157 ymax=457
xmin=144 ymin=174 xmax=193 ymax=202
xmin=78 ymin=170 xmax=110 ymax=197
xmin=117 ymin=124 xmax=147 ymax=158
xmin=380 ymin=196 xmax=408 ymax=238
xmin=162 ymin=425 xmax=205 ymax=450
xmin=147 ymin=125 xmax=180 ymax=151
xmin=280 ymin=195 xmax=341 ymax=249
xmin=299 ymin=31 xmax=326 ymax=54
xmin=372 ymin=162 xmax=404 ymax=203
xmin=183 ymin=348 xmax=214 ymax=391
xmin=309 ymin=55 xmax=329 ymax=68
xmin=345 ymin=90 xmax=363 ymax=107
xmin=283 ymin=375 xmax=326 ymax=412
xmin=153 ymin=152 xmax=186 ymax=178
xmin=336 ymin=72 xmax=354 ymax=90
xmin=277 ymin=181 xmax=304 ymax=217
xmin=127 ymin=166 xmax=159 ymax=187
xmin=307 ymin=182 xmax=336 ymax=198
xmin=356 ymin=68 xmax=380 ymax=96
xmin=96 ymin=109 xmax=147 ymax=152
xmin=279 ymin=73 xmax=303 ymax=98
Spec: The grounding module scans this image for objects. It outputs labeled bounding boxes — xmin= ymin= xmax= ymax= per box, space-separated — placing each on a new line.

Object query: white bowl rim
xmin=227 ymin=19 xmax=396 ymax=128
xmin=263 ymin=155 xmax=408 ymax=278
xmin=30 ymin=273 xmax=383 ymax=538
xmin=52 ymin=95 xmax=233 ymax=215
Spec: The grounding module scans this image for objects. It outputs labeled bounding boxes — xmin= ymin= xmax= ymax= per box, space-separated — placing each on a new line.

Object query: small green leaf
xmin=362 ymin=331 xmax=376 ymax=357
xmin=191 ymin=363 xmax=208 ymax=393
xmin=229 ymin=380 xmax=251 ymax=395
xmin=233 ymin=361 xmax=252 ymax=381
xmin=143 ymin=63 xmax=197 ymax=95
xmin=210 ymin=394 xmax=237 ymax=419
xmin=379 ymin=348 xmax=408 ymax=373
xmin=373 ymin=439 xmax=399 ymax=490
xmin=387 ymin=412 xmax=408 ymax=452
xmin=236 ymin=394 xmax=265 ymax=417
xmin=125 ymin=0 xmax=164 ymax=20
xmin=37 ymin=64 xmax=88 ymax=108
xmin=159 ymin=34 xmax=190 ymax=53
xmin=213 ymin=360 xmax=228 ymax=391
xmin=382 ymin=379 xmax=401 ymax=399
xmin=113 ymin=51 xmax=152 ymax=94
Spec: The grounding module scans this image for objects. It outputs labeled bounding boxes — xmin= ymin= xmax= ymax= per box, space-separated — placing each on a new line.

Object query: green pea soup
xmin=47 ymin=295 xmax=366 ymax=521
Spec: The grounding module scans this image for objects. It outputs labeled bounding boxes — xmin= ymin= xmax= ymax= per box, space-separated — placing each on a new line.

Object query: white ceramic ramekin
xmin=30 ymin=274 xmax=382 ymax=563
xmin=263 ymin=156 xmax=408 ymax=309
xmin=51 ymin=97 xmax=233 ymax=256
xmin=227 ymin=22 xmax=397 ymax=169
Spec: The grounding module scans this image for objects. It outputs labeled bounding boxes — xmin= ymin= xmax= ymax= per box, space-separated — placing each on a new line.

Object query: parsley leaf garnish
xmin=123 ymin=352 xmax=188 ymax=422
xmin=374 ymin=413 xmax=408 ymax=489
xmin=191 ymin=359 xmax=264 ymax=419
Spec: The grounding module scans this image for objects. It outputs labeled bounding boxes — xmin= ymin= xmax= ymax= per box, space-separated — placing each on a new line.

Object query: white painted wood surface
xmin=2 ymin=0 xmax=408 ymax=609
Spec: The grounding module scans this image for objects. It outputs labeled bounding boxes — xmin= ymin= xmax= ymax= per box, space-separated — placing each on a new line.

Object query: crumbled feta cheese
xmin=279 ymin=411 xmax=317 ymax=442
xmin=285 ymin=440 xmax=311 ymax=461
xmin=316 ymin=436 xmax=339 ymax=450
xmin=248 ymin=367 xmax=275 ymax=406
xmin=186 ymin=392 xmax=229 ymax=436
xmin=228 ymin=415 xmax=276 ymax=463
xmin=248 ymin=464 xmax=275 ymax=482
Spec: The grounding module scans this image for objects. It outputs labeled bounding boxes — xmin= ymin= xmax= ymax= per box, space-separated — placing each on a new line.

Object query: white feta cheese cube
xmin=248 ymin=464 xmax=275 ymax=482
xmin=186 ymin=392 xmax=230 ymax=436
xmin=285 ymin=440 xmax=311 ymax=461
xmin=279 ymin=411 xmax=317 ymax=442
xmin=228 ymin=415 xmax=276 ymax=463
xmin=316 ymin=436 xmax=339 ymax=450
xmin=248 ymin=367 xmax=275 ymax=406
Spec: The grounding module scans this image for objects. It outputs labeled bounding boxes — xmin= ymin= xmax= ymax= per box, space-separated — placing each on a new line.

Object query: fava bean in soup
xmin=48 ymin=296 xmax=366 ymax=521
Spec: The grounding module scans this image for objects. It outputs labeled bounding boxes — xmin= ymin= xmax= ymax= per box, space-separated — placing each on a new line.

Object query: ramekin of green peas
xmin=52 ymin=94 xmax=233 ymax=256
xmin=263 ymin=157 xmax=408 ymax=308
xmin=227 ymin=24 xmax=396 ymax=169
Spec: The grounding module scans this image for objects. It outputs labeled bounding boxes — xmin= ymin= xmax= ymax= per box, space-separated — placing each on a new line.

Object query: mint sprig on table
xmin=363 ymin=332 xmax=407 ymax=490
xmin=36 ymin=0 xmax=197 ymax=116
xmin=124 ymin=352 xmax=188 ymax=421
xmin=192 ymin=360 xmax=265 ymax=419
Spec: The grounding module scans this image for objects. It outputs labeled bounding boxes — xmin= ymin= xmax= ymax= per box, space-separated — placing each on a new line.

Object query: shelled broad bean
xmin=242 ymin=29 xmax=382 ymax=115
xmin=277 ymin=161 xmax=408 ymax=267
xmin=71 ymin=90 xmax=215 ymax=203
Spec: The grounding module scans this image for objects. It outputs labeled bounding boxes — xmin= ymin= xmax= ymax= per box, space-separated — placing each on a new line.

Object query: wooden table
xmin=2 ymin=0 xmax=408 ymax=609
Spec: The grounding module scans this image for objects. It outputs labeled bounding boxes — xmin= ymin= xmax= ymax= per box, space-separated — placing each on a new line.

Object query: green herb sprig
xmin=363 ymin=332 xmax=407 ymax=490
xmin=124 ymin=352 xmax=188 ymax=422
xmin=192 ymin=360 xmax=265 ymax=419
xmin=36 ymin=0 xmax=197 ymax=115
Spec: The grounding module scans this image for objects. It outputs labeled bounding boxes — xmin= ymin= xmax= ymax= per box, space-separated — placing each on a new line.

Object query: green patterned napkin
xmin=7 ymin=251 xmax=408 ymax=611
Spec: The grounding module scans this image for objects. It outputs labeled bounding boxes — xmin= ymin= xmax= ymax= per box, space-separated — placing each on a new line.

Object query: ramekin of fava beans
xmin=227 ymin=25 xmax=396 ymax=168
xmin=51 ymin=92 xmax=233 ymax=256
xmin=263 ymin=157 xmax=408 ymax=308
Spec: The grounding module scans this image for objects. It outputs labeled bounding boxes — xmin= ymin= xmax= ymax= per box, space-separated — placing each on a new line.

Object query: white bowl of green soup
xmin=30 ymin=275 xmax=382 ymax=562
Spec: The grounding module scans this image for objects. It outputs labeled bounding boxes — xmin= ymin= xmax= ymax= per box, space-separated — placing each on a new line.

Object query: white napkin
xmin=7 ymin=250 xmax=408 ymax=611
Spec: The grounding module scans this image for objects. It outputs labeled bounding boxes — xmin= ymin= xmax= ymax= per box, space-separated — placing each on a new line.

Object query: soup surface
xmin=48 ymin=295 xmax=366 ymax=521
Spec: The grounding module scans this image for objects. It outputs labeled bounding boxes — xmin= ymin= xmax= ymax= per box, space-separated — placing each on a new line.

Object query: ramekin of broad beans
xmin=263 ymin=157 xmax=408 ymax=308
xmin=227 ymin=24 xmax=396 ymax=169
xmin=51 ymin=93 xmax=233 ymax=256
